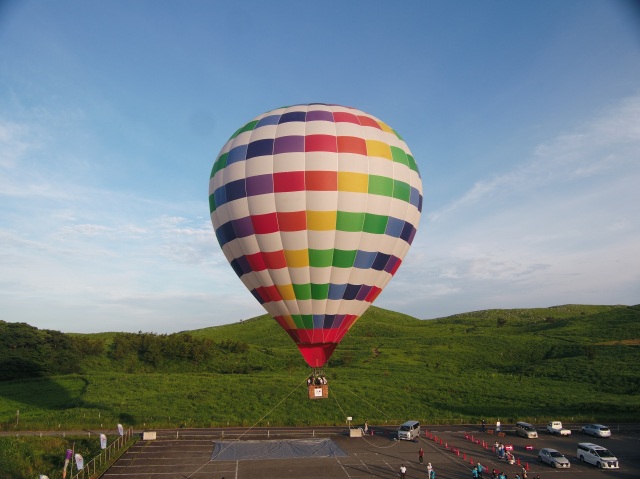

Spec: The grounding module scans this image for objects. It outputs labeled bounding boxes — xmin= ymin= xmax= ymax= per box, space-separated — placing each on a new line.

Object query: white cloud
xmin=382 ymin=94 xmax=640 ymax=319
xmin=0 ymin=120 xmax=32 ymax=168
xmin=2 ymin=90 xmax=639 ymax=333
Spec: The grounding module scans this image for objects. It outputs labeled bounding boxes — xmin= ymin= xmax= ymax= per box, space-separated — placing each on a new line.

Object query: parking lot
xmin=102 ymin=424 xmax=640 ymax=479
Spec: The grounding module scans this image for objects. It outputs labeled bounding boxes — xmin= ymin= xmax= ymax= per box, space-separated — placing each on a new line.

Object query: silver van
xmin=577 ymin=443 xmax=619 ymax=469
xmin=515 ymin=421 xmax=538 ymax=438
xmin=398 ymin=420 xmax=420 ymax=440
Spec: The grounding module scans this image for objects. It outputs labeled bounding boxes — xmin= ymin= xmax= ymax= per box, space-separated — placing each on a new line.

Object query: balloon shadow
xmin=0 ymin=359 xmax=101 ymax=412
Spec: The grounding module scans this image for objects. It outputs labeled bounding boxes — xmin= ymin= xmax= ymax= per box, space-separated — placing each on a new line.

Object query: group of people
xmin=399 ymin=450 xmax=541 ymax=479
xmin=471 ymin=463 xmax=485 ymax=478
xmin=400 ymin=459 xmax=434 ymax=479
xmin=306 ymin=374 xmax=327 ymax=386
xmin=494 ymin=442 xmax=514 ymax=463
xmin=486 ymin=466 xmax=536 ymax=479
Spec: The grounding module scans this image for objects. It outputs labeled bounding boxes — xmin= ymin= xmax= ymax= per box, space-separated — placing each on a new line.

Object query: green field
xmin=1 ymin=304 xmax=639 ymax=432
xmin=1 ymin=304 xmax=639 ymax=478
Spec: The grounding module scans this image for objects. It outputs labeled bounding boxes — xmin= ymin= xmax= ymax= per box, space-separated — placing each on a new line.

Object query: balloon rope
xmin=332 ymin=386 xmax=400 ymax=449
xmin=331 ymin=387 xmax=347 ymax=418
xmin=186 ymin=374 xmax=308 ymax=478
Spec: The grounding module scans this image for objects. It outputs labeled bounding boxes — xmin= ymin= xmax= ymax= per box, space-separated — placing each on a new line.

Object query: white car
xmin=546 ymin=421 xmax=571 ymax=436
xmin=539 ymin=448 xmax=571 ymax=468
xmin=577 ymin=443 xmax=619 ymax=469
xmin=581 ymin=423 xmax=611 ymax=438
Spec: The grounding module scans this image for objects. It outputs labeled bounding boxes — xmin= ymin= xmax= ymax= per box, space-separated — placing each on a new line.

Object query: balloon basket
xmin=308 ymin=384 xmax=329 ymax=399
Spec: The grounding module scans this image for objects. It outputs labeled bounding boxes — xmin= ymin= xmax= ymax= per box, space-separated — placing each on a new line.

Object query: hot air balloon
xmin=209 ymin=104 xmax=422 ymax=370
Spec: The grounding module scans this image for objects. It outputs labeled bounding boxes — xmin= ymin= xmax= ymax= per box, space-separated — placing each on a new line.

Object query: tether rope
xmin=185 ymin=374 xmax=308 ymax=478
xmin=330 ymin=382 xmax=400 ymax=449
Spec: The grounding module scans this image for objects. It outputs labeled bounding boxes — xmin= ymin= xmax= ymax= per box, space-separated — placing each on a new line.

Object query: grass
xmin=1 ymin=304 xmax=638 ymax=430
xmin=0 ymin=434 xmax=120 ymax=479
xmin=0 ymin=304 xmax=639 ymax=477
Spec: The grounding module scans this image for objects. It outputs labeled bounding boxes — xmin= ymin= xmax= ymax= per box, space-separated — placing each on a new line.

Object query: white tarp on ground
xmin=211 ymin=438 xmax=348 ymax=461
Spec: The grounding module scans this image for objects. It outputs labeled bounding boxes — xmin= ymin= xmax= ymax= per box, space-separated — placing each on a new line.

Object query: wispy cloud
xmin=0 ymin=119 xmax=32 ymax=168
xmin=381 ymin=94 xmax=640 ymax=318
xmin=2 ymin=88 xmax=639 ymax=332
xmin=428 ymin=94 xmax=640 ymax=226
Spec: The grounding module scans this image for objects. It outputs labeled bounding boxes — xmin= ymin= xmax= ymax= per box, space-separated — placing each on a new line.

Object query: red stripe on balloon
xmin=263 ymin=250 xmax=287 ymax=269
xmin=365 ymin=286 xmax=382 ymax=303
xmin=305 ymin=170 xmax=337 ymax=191
xmin=333 ymin=112 xmax=360 ymax=124
xmin=357 ymin=115 xmax=382 ymax=129
xmin=263 ymin=285 xmax=282 ymax=302
xmin=337 ymin=136 xmax=367 ymax=155
xmin=389 ymin=257 xmax=403 ymax=275
xmin=296 ymin=329 xmax=313 ymax=343
xmin=305 ymin=134 xmax=338 ymax=153
xmin=283 ymin=327 xmax=343 ymax=344
xmin=251 ymin=212 xmax=279 ymax=234
xmin=254 ymin=286 xmax=270 ymax=303
xmin=277 ymin=211 xmax=306 ymax=231
xmin=246 ymin=252 xmax=267 ymax=272
xmin=273 ymin=171 xmax=305 ymax=193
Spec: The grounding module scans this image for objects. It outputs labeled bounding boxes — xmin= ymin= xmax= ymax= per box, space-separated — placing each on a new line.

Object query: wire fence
xmin=70 ymin=427 xmax=134 ymax=479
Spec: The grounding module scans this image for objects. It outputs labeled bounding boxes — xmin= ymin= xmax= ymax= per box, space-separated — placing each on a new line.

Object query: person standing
xmin=400 ymin=464 xmax=407 ymax=479
xmin=427 ymin=462 xmax=433 ymax=477
xmin=496 ymin=419 xmax=501 ymax=433
xmin=419 ymin=447 xmax=424 ymax=464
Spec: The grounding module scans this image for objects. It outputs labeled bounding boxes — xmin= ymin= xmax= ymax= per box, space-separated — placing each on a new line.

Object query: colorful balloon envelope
xmin=209 ymin=104 xmax=422 ymax=367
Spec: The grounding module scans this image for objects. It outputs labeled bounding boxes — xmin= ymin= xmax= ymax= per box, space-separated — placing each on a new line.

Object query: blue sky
xmin=1 ymin=0 xmax=639 ymax=333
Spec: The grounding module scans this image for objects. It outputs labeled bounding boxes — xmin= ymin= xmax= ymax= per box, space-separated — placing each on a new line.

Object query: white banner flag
xmin=100 ymin=433 xmax=107 ymax=449
xmin=117 ymin=423 xmax=124 ymax=436
xmin=74 ymin=453 xmax=84 ymax=470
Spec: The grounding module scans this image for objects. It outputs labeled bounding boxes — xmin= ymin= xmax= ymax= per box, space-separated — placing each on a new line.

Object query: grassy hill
xmin=1 ymin=304 xmax=639 ymax=433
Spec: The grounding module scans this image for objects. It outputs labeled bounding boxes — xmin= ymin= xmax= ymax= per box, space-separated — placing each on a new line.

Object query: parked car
xmin=577 ymin=443 xmax=619 ymax=469
xmin=538 ymin=448 xmax=571 ymax=468
xmin=581 ymin=423 xmax=611 ymax=438
xmin=397 ymin=420 xmax=420 ymax=440
xmin=515 ymin=421 xmax=538 ymax=438
xmin=546 ymin=421 xmax=571 ymax=435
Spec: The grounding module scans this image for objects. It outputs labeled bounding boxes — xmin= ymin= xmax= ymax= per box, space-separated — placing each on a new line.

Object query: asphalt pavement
xmin=94 ymin=424 xmax=640 ymax=479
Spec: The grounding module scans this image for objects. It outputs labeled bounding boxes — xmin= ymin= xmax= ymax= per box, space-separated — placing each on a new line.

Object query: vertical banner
xmin=62 ymin=449 xmax=73 ymax=479
xmin=74 ymin=453 xmax=84 ymax=470
xmin=117 ymin=423 xmax=124 ymax=436
xmin=100 ymin=433 xmax=107 ymax=449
